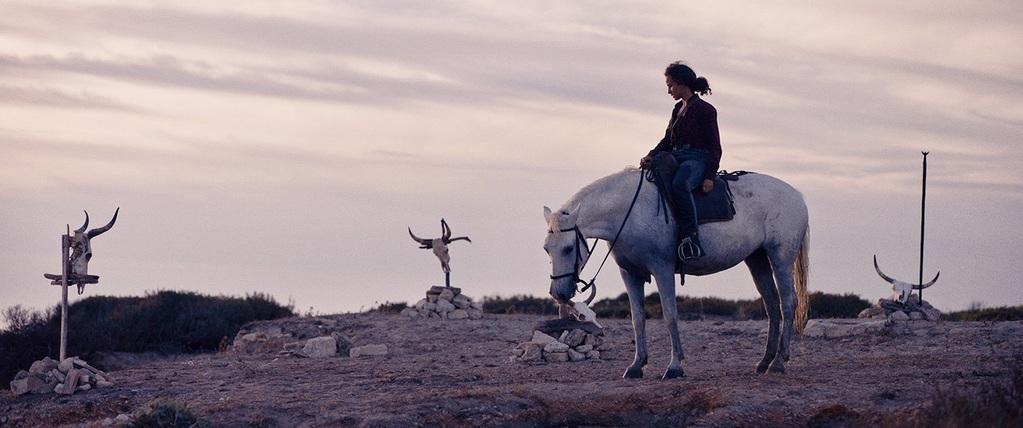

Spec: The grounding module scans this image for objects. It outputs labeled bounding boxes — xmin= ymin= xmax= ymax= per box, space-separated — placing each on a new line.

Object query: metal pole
xmin=60 ymin=225 xmax=69 ymax=361
xmin=919 ymin=152 xmax=928 ymax=304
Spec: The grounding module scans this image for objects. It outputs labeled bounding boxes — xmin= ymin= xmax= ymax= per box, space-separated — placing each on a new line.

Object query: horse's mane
xmin=560 ymin=167 xmax=640 ymax=213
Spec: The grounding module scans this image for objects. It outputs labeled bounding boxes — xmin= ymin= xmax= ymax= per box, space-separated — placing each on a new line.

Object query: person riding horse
xmin=640 ymin=62 xmax=721 ymax=261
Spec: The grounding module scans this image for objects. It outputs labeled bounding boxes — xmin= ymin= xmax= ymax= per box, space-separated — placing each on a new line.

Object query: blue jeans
xmin=670 ymin=149 xmax=707 ymax=236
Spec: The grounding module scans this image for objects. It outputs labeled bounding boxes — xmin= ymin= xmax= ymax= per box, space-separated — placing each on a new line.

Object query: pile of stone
xmin=858 ymin=296 xmax=942 ymax=322
xmin=512 ymin=319 xmax=607 ymax=363
xmin=401 ymin=286 xmax=484 ymax=320
xmin=231 ymin=317 xmax=388 ymax=358
xmin=9 ymin=356 xmax=114 ymax=396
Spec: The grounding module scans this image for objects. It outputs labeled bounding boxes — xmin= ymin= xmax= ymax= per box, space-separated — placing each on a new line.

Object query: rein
xmin=549 ymin=171 xmax=646 ymax=298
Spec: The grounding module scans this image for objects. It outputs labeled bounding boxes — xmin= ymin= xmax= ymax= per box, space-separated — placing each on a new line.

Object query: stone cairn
xmin=9 ymin=356 xmax=114 ymax=396
xmin=511 ymin=319 xmax=607 ymax=363
xmin=231 ymin=318 xmax=389 ymax=358
xmin=401 ymin=286 xmax=484 ymax=320
xmin=858 ymin=295 xmax=942 ymax=322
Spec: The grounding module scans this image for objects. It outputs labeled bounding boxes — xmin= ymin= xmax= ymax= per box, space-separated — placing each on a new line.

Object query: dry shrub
xmin=806 ymin=404 xmax=864 ymax=428
xmin=887 ymin=353 xmax=1023 ymax=427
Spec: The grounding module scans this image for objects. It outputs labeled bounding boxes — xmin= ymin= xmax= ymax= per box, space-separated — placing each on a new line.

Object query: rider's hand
xmin=701 ymin=179 xmax=714 ymax=193
xmin=640 ymin=156 xmax=652 ymax=169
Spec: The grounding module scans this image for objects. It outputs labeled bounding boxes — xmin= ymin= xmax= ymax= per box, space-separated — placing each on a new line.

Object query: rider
xmin=640 ymin=62 xmax=721 ymax=261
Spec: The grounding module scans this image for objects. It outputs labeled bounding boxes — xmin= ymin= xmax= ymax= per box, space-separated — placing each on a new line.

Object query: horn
xmin=408 ymin=227 xmax=433 ymax=248
xmin=584 ymin=282 xmax=597 ymax=305
xmin=441 ymin=218 xmax=451 ymax=241
xmin=873 ymin=255 xmax=896 ymax=284
xmin=86 ymin=207 xmax=119 ymax=238
xmin=74 ymin=211 xmax=90 ymax=234
xmin=447 ymin=236 xmax=472 ymax=244
xmin=916 ymin=271 xmax=940 ymax=289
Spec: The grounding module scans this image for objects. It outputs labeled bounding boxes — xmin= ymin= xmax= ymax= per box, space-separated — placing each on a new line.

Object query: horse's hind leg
xmin=653 ymin=269 xmax=685 ymax=380
xmin=621 ymin=268 xmax=648 ymax=379
xmin=768 ymin=246 xmax=799 ymax=373
xmin=745 ymin=248 xmax=781 ymax=374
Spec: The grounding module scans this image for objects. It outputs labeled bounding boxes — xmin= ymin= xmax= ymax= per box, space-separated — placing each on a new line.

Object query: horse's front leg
xmin=653 ymin=269 xmax=684 ymax=379
xmin=621 ymin=268 xmax=648 ymax=379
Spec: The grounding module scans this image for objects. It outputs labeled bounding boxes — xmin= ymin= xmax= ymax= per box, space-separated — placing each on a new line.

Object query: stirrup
xmin=678 ymin=236 xmax=703 ymax=261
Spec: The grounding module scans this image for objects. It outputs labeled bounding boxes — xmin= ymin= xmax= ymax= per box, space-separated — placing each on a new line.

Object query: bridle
xmin=548 ymin=171 xmax=646 ymax=300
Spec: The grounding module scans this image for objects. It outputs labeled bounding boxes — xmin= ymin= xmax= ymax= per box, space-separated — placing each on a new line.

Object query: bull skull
xmin=70 ymin=208 xmax=119 ymax=278
xmin=873 ymin=255 xmax=939 ymax=304
xmin=408 ymin=219 xmax=471 ymax=287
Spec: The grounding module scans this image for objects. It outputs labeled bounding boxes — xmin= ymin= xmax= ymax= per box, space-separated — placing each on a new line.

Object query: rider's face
xmin=666 ymin=76 xmax=686 ymax=100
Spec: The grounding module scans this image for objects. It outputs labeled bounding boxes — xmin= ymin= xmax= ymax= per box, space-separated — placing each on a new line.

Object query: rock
xmin=56 ymin=368 xmax=81 ymax=395
xmin=80 ymin=374 xmax=92 ymax=384
xmin=29 ymin=357 xmax=58 ymax=375
xmin=575 ymin=344 xmax=593 ymax=353
xmin=584 ymin=334 xmax=606 ymax=350
xmin=518 ymin=343 xmax=542 ymax=362
xmin=302 ymin=336 xmax=338 ymax=358
xmin=858 ymin=306 xmax=885 ymax=319
xmin=448 ymin=309 xmax=469 ymax=320
xmin=427 ymin=294 xmax=438 ymax=303
xmin=568 ymin=349 xmax=586 ymax=362
xmin=534 ymin=318 xmax=604 ymax=337
xmin=97 ymin=379 xmax=115 ymax=388
xmin=586 ymin=350 xmax=601 ymax=360
xmin=115 ymin=414 xmax=132 ymax=423
xmin=511 ymin=346 xmax=525 ymax=358
xmin=909 ymin=311 xmax=924 ymax=320
xmin=435 ymin=299 xmax=456 ymax=313
xmin=564 ymin=329 xmax=587 ymax=347
xmin=452 ymin=294 xmax=471 ymax=309
xmin=51 ymin=369 xmax=66 ymax=383
xmin=415 ymin=298 xmax=429 ymax=310
xmin=58 ymin=358 xmax=75 ymax=373
xmin=331 ymin=333 xmax=352 ymax=356
xmin=438 ymin=289 xmax=456 ymax=302
xmin=890 ymin=311 xmax=910 ymax=321
xmin=72 ymin=358 xmax=105 ymax=376
xmin=470 ymin=300 xmax=484 ymax=311
xmin=545 ymin=352 xmax=570 ymax=363
xmin=803 ymin=319 xmax=887 ymax=338
xmin=9 ymin=378 xmax=30 ymax=396
xmin=400 ymin=308 xmax=419 ymax=318
xmin=544 ymin=341 xmax=570 ymax=353
xmin=531 ymin=330 xmax=558 ymax=345
xmin=76 ymin=383 xmax=92 ymax=392
xmin=558 ymin=331 xmax=569 ymax=343
xmin=920 ymin=306 xmax=942 ymax=321
xmin=423 ymin=302 xmax=437 ymax=312
xmin=428 ymin=311 xmax=440 ymax=318
xmin=467 ymin=308 xmax=483 ymax=320
xmin=350 ymin=344 xmax=388 ymax=357
xmin=428 ymin=285 xmax=460 ymax=296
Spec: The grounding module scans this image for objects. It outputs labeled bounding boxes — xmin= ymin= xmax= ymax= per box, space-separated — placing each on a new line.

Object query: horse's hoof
xmin=623 ymin=367 xmax=644 ymax=379
xmin=661 ymin=367 xmax=684 ymax=380
xmin=767 ymin=361 xmax=786 ymax=374
xmin=755 ymin=361 xmax=770 ymax=375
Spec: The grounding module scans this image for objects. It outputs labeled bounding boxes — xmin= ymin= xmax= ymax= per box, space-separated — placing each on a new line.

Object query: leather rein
xmin=549 ymin=171 xmax=646 ymax=299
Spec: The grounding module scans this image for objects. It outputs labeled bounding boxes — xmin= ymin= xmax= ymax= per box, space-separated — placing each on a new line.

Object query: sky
xmin=1 ymin=1 xmax=1021 ymax=320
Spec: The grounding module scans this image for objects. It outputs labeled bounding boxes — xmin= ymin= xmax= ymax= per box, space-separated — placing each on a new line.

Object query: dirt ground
xmin=2 ymin=313 xmax=1021 ymax=427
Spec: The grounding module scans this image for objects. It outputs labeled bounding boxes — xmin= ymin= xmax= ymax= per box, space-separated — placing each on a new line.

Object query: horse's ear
xmin=543 ymin=206 xmax=553 ymax=222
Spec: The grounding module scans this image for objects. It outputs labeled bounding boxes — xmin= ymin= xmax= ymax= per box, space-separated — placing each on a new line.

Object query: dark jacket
xmin=647 ymin=95 xmax=722 ymax=180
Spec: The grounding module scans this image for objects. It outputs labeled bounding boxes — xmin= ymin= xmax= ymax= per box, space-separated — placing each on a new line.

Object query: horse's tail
xmin=794 ymin=223 xmax=810 ymax=334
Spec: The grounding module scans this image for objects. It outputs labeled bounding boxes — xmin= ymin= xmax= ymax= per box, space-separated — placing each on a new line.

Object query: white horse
xmin=544 ymin=168 xmax=809 ymax=379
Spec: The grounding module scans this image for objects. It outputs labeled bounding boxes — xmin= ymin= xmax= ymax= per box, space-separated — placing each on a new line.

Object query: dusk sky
xmin=2 ymin=1 xmax=1021 ymax=320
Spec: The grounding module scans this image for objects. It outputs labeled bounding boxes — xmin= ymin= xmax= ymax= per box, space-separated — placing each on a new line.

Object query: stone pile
xmin=401 ymin=286 xmax=484 ymax=320
xmin=858 ymin=296 xmax=942 ymax=322
xmin=512 ymin=319 xmax=607 ymax=363
xmin=9 ymin=356 xmax=114 ymax=396
xmin=231 ymin=317 xmax=388 ymax=358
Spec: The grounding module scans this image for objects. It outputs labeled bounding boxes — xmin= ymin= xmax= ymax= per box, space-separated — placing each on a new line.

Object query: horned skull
xmin=408 ymin=219 xmax=471 ymax=287
xmin=69 ymin=208 xmax=119 ymax=277
xmin=873 ymin=255 xmax=939 ymax=304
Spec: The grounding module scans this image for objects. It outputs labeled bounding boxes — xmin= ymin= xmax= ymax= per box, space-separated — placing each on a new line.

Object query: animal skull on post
xmin=68 ymin=208 xmax=119 ymax=293
xmin=408 ymin=219 xmax=471 ymax=287
xmin=873 ymin=255 xmax=939 ymax=304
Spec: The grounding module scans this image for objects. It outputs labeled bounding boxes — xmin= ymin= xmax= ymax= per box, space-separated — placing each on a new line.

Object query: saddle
xmin=648 ymin=169 xmax=747 ymax=226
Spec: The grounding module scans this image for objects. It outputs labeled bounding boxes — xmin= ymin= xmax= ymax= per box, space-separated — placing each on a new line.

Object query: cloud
xmin=0 ymin=84 xmax=139 ymax=111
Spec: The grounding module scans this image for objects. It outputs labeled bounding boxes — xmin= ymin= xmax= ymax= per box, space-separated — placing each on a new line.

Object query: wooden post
xmin=60 ymin=225 xmax=69 ymax=361
xmin=918 ymin=152 xmax=928 ymax=304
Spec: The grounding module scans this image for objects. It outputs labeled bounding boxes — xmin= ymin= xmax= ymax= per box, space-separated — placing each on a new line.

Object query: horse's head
xmin=543 ymin=205 xmax=593 ymax=305
xmin=70 ymin=208 xmax=119 ymax=276
xmin=873 ymin=255 xmax=939 ymax=304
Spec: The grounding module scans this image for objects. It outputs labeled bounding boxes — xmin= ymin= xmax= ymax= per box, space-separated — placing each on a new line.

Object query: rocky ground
xmin=2 ymin=314 xmax=1021 ymax=427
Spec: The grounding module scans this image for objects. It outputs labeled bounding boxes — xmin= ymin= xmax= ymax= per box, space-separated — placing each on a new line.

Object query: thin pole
xmin=60 ymin=225 xmax=69 ymax=361
xmin=919 ymin=151 xmax=929 ymax=304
